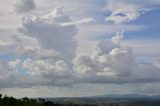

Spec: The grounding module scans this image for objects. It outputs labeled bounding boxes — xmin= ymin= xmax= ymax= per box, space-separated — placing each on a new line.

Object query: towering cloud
xmin=18 ymin=6 xmax=77 ymax=66
xmin=0 ymin=6 xmax=160 ymax=89
xmin=73 ymin=31 xmax=160 ymax=83
xmin=0 ymin=6 xmax=78 ymax=88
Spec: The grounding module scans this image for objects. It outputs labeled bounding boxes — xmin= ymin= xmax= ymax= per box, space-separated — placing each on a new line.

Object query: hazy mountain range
xmin=43 ymin=94 xmax=160 ymax=105
xmin=91 ymin=94 xmax=160 ymax=99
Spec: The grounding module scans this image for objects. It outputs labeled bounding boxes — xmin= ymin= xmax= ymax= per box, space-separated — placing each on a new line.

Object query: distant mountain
xmin=42 ymin=94 xmax=160 ymax=105
xmin=91 ymin=94 xmax=160 ymax=99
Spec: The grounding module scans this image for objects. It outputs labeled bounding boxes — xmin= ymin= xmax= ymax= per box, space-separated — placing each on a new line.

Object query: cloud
xmin=155 ymin=62 xmax=160 ymax=69
xmin=18 ymin=6 xmax=78 ymax=65
xmin=60 ymin=18 xmax=95 ymax=26
xmin=0 ymin=57 xmax=74 ymax=88
xmin=0 ymin=6 xmax=78 ymax=88
xmin=132 ymin=83 xmax=160 ymax=95
xmin=0 ymin=41 xmax=12 ymax=52
xmin=73 ymin=31 xmax=160 ymax=84
xmin=14 ymin=0 xmax=36 ymax=14
xmin=20 ymin=59 xmax=73 ymax=86
xmin=0 ymin=6 xmax=160 ymax=89
xmin=105 ymin=1 xmax=157 ymax=24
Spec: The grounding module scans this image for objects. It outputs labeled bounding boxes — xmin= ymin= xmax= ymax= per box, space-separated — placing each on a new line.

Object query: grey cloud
xmin=132 ymin=83 xmax=160 ymax=95
xmin=14 ymin=0 xmax=36 ymax=14
xmin=0 ymin=7 xmax=78 ymax=88
xmin=18 ymin=6 xmax=77 ymax=66
xmin=0 ymin=6 xmax=160 ymax=88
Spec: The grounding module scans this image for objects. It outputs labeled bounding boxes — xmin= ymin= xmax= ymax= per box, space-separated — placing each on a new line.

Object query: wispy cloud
xmin=105 ymin=1 xmax=160 ymax=24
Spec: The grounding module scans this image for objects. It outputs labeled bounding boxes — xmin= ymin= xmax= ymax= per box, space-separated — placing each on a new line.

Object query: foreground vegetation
xmin=1 ymin=94 xmax=160 ymax=106
xmin=0 ymin=94 xmax=95 ymax=106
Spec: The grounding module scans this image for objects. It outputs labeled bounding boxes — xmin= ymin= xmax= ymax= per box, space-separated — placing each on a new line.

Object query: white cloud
xmin=0 ymin=58 xmax=73 ymax=88
xmin=61 ymin=18 xmax=95 ymax=27
xmin=111 ymin=31 xmax=124 ymax=45
xmin=21 ymin=59 xmax=74 ymax=87
xmin=73 ymin=32 xmax=160 ymax=84
xmin=0 ymin=4 xmax=160 ymax=90
xmin=18 ymin=6 xmax=78 ymax=65
xmin=105 ymin=1 xmax=156 ymax=24
xmin=0 ymin=6 xmax=77 ymax=88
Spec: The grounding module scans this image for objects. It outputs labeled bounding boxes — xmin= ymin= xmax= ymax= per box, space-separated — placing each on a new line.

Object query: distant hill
xmin=1 ymin=94 xmax=160 ymax=106
xmin=91 ymin=94 xmax=160 ymax=99
xmin=43 ymin=94 xmax=160 ymax=105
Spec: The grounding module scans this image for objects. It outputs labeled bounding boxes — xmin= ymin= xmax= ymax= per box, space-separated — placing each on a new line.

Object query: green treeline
xmin=0 ymin=94 xmax=95 ymax=106
xmin=1 ymin=94 xmax=160 ymax=106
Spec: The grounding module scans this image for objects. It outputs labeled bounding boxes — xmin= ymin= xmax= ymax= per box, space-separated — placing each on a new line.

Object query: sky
xmin=0 ymin=0 xmax=160 ymax=98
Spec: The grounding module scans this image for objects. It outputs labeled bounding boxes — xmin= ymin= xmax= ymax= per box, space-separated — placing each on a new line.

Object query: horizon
xmin=0 ymin=0 xmax=160 ymax=98
xmin=2 ymin=93 xmax=160 ymax=99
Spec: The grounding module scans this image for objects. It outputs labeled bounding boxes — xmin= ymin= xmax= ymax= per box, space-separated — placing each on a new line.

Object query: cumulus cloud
xmin=73 ymin=31 xmax=160 ymax=84
xmin=0 ymin=6 xmax=78 ymax=88
xmin=18 ymin=6 xmax=78 ymax=66
xmin=0 ymin=58 xmax=73 ymax=88
xmin=0 ymin=6 xmax=160 ymax=89
xmin=14 ymin=0 xmax=36 ymax=14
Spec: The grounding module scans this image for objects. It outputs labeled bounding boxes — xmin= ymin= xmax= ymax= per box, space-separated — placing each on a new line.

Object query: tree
xmin=0 ymin=94 xmax=2 ymax=98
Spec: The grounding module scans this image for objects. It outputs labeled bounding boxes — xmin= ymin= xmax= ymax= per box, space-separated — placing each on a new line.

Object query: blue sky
xmin=0 ymin=0 xmax=160 ymax=98
xmin=124 ymin=9 xmax=160 ymax=40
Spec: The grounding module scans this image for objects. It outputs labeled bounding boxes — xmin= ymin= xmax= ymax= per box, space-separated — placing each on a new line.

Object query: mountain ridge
xmin=90 ymin=94 xmax=160 ymax=99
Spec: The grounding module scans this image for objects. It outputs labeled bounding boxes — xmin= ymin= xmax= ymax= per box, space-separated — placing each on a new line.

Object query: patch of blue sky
xmin=0 ymin=53 xmax=12 ymax=61
xmin=121 ymin=10 xmax=160 ymax=40
xmin=87 ymin=10 xmax=160 ymax=41
xmin=0 ymin=54 xmax=29 ymax=75
xmin=129 ymin=9 xmax=160 ymax=25
xmin=123 ymin=30 xmax=160 ymax=40
xmin=18 ymin=55 xmax=38 ymax=61
xmin=0 ymin=53 xmax=38 ymax=61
